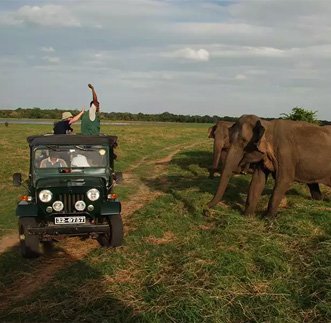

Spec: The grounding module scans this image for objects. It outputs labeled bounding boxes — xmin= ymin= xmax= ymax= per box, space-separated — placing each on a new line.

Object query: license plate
xmin=55 ymin=216 xmax=86 ymax=224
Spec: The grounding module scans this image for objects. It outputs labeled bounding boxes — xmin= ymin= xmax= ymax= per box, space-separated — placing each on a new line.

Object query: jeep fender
xmin=100 ymin=201 xmax=121 ymax=216
xmin=16 ymin=202 xmax=38 ymax=218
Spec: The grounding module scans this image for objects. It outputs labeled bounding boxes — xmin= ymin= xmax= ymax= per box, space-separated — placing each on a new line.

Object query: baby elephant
xmin=208 ymin=121 xmax=233 ymax=178
xmin=208 ymin=121 xmax=254 ymax=178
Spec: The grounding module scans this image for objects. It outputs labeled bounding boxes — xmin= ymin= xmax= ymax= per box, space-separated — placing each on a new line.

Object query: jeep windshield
xmin=34 ymin=145 xmax=108 ymax=169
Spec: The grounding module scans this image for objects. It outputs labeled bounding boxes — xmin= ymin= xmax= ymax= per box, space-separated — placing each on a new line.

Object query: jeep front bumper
xmin=28 ymin=224 xmax=110 ymax=236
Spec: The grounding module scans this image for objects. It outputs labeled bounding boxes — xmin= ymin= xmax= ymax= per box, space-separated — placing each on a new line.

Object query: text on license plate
xmin=55 ymin=216 xmax=86 ymax=224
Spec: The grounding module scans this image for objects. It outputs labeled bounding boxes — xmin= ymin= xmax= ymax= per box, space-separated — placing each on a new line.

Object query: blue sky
xmin=1 ymin=0 xmax=331 ymax=119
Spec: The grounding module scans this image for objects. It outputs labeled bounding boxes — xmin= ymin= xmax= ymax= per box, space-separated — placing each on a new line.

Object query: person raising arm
xmin=53 ymin=108 xmax=85 ymax=134
xmin=81 ymin=83 xmax=101 ymax=135
xmin=89 ymin=83 xmax=100 ymax=111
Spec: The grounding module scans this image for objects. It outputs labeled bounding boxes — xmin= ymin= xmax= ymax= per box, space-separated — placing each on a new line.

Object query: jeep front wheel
xmin=97 ymin=214 xmax=123 ymax=247
xmin=19 ymin=217 xmax=41 ymax=258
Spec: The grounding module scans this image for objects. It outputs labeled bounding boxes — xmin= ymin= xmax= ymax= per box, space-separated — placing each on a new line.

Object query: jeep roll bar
xmin=27 ymin=134 xmax=118 ymax=148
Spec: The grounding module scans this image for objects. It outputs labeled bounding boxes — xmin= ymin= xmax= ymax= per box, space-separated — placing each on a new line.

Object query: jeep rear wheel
xmin=19 ymin=217 xmax=41 ymax=258
xmin=97 ymin=214 xmax=123 ymax=247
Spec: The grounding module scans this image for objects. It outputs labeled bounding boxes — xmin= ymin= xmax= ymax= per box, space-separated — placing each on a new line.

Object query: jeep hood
xmin=36 ymin=177 xmax=104 ymax=189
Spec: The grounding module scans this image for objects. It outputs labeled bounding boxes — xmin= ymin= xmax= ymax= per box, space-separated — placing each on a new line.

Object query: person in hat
xmin=81 ymin=83 xmax=100 ymax=135
xmin=53 ymin=109 xmax=84 ymax=134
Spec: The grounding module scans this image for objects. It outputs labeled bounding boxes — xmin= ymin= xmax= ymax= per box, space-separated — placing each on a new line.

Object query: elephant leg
xmin=307 ymin=183 xmax=323 ymax=200
xmin=208 ymin=168 xmax=216 ymax=179
xmin=266 ymin=177 xmax=292 ymax=217
xmin=244 ymin=167 xmax=268 ymax=216
xmin=209 ymin=150 xmax=227 ymax=178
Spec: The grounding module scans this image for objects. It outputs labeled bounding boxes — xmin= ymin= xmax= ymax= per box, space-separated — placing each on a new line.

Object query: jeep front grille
xmin=59 ymin=193 xmax=85 ymax=213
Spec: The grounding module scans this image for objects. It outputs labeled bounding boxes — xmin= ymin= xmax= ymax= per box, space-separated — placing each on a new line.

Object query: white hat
xmin=62 ymin=112 xmax=73 ymax=120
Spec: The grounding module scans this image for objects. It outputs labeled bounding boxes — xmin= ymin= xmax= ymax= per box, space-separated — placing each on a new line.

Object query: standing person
xmin=81 ymin=83 xmax=100 ymax=135
xmin=53 ymin=109 xmax=84 ymax=134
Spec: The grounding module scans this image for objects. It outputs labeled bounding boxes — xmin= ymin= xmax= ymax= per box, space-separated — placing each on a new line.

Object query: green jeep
xmin=13 ymin=134 xmax=123 ymax=258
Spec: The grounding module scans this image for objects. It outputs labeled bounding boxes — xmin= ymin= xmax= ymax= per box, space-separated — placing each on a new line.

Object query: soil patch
xmin=0 ymin=239 xmax=98 ymax=311
xmin=0 ymin=232 xmax=18 ymax=254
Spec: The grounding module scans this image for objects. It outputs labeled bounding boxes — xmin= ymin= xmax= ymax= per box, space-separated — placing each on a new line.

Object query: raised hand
xmin=88 ymin=83 xmax=99 ymax=109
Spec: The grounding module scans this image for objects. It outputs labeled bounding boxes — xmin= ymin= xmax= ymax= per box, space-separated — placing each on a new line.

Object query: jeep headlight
xmin=39 ymin=190 xmax=53 ymax=203
xmin=52 ymin=201 xmax=64 ymax=212
xmin=87 ymin=188 xmax=100 ymax=201
xmin=75 ymin=200 xmax=86 ymax=211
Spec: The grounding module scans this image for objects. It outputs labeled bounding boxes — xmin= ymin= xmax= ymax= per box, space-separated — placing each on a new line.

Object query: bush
xmin=281 ymin=107 xmax=319 ymax=124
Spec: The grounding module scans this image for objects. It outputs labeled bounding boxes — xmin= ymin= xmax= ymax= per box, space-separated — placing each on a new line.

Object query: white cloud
xmin=166 ymin=48 xmax=210 ymax=61
xmin=41 ymin=46 xmax=55 ymax=53
xmin=73 ymin=0 xmax=170 ymax=18
xmin=85 ymin=51 xmax=115 ymax=65
xmin=172 ymin=22 xmax=270 ymax=36
xmin=211 ymin=45 xmax=286 ymax=58
xmin=246 ymin=69 xmax=267 ymax=76
xmin=42 ymin=56 xmax=60 ymax=64
xmin=235 ymin=74 xmax=247 ymax=80
xmin=0 ymin=14 xmax=21 ymax=26
xmin=0 ymin=5 xmax=80 ymax=27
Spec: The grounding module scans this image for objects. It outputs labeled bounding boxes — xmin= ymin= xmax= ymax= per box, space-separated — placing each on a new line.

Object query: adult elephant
xmin=208 ymin=121 xmax=234 ymax=178
xmin=208 ymin=115 xmax=325 ymax=216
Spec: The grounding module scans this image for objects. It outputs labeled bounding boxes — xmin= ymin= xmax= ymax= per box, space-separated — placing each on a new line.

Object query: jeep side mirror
xmin=13 ymin=173 xmax=22 ymax=187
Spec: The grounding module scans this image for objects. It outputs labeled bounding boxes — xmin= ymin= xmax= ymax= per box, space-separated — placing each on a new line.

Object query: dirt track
xmin=0 ymin=143 xmax=198 ymax=312
xmin=0 ymin=233 xmax=18 ymax=254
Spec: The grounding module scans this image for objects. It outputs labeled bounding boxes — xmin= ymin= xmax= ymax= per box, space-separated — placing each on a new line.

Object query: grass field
xmin=0 ymin=122 xmax=330 ymax=322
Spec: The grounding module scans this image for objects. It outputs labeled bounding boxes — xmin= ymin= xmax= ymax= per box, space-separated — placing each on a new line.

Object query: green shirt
xmin=81 ymin=106 xmax=100 ymax=135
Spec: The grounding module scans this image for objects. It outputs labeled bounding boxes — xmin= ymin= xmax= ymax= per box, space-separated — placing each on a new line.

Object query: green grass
xmin=0 ymin=122 xmax=330 ymax=322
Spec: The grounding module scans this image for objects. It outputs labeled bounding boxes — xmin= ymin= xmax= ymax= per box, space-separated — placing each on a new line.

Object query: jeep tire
xmin=19 ymin=217 xmax=41 ymax=258
xmin=97 ymin=214 xmax=123 ymax=247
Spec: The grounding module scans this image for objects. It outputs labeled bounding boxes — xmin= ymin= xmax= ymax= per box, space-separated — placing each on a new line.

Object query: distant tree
xmin=281 ymin=107 xmax=319 ymax=124
xmin=0 ymin=107 xmax=246 ymax=123
xmin=29 ymin=107 xmax=43 ymax=119
xmin=223 ymin=115 xmax=237 ymax=122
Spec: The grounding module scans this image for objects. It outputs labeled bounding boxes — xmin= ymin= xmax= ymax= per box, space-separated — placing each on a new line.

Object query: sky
xmin=1 ymin=0 xmax=331 ymax=119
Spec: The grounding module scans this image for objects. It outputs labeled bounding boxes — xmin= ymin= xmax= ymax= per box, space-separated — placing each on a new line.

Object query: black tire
xmin=19 ymin=217 xmax=41 ymax=258
xmin=41 ymin=240 xmax=54 ymax=254
xmin=97 ymin=214 xmax=123 ymax=248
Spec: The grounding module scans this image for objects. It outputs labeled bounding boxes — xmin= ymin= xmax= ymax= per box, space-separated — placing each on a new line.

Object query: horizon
xmin=2 ymin=107 xmax=329 ymax=122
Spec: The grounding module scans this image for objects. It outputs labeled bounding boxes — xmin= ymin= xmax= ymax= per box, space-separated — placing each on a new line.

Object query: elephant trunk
xmin=212 ymin=140 xmax=223 ymax=172
xmin=208 ymin=145 xmax=244 ymax=208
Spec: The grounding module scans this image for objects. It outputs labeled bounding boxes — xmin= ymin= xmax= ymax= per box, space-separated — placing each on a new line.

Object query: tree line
xmin=0 ymin=107 xmax=237 ymax=123
xmin=0 ymin=107 xmax=330 ymax=124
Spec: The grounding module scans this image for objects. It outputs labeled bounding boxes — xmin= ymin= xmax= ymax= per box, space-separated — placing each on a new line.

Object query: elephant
xmin=208 ymin=121 xmax=234 ymax=178
xmin=208 ymin=115 xmax=325 ymax=216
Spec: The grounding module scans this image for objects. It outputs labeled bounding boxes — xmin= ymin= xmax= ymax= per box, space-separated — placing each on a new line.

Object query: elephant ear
xmin=252 ymin=120 xmax=265 ymax=150
xmin=208 ymin=125 xmax=216 ymax=138
xmin=252 ymin=120 xmax=275 ymax=172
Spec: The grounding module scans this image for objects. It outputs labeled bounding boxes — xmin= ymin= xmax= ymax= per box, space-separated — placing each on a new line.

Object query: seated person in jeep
xmin=71 ymin=153 xmax=90 ymax=167
xmin=40 ymin=151 xmax=67 ymax=168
